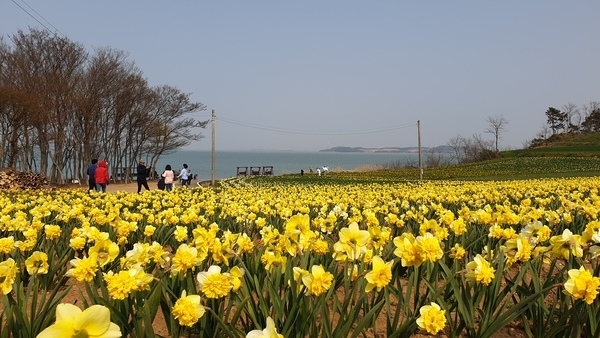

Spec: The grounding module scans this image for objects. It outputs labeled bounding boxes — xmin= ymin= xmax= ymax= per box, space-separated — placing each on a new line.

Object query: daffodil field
xmin=1 ymin=175 xmax=600 ymax=337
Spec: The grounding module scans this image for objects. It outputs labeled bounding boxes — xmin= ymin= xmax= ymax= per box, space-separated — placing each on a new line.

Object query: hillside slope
xmin=501 ymin=132 xmax=600 ymax=157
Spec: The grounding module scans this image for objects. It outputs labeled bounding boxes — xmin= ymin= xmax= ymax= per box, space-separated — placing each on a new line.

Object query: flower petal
xmin=55 ymin=303 xmax=82 ymax=323
xmin=37 ymin=322 xmax=76 ymax=338
xmin=101 ymin=323 xmax=123 ymax=338
xmin=74 ymin=305 xmax=111 ymax=335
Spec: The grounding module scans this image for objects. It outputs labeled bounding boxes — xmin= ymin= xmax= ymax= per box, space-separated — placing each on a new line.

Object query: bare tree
xmin=467 ymin=134 xmax=496 ymax=162
xmin=0 ymin=35 xmax=39 ymax=169
xmin=446 ymin=134 xmax=495 ymax=164
xmin=77 ymin=49 xmax=126 ymax=155
xmin=581 ymin=101 xmax=600 ymax=132
xmin=424 ymin=148 xmax=451 ymax=167
xmin=484 ymin=115 xmax=509 ymax=153
xmin=144 ymin=85 xmax=208 ymax=170
xmin=582 ymin=108 xmax=600 ymax=133
xmin=536 ymin=125 xmax=551 ymax=139
xmin=0 ymin=29 xmax=209 ymax=183
xmin=527 ymin=124 xmax=554 ymax=148
xmin=447 ymin=135 xmax=467 ymax=163
xmin=2 ymin=28 xmax=88 ymax=183
xmin=562 ymin=102 xmax=579 ymax=133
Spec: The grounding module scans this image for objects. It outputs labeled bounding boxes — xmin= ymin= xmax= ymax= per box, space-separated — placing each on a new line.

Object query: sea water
xmin=154 ymin=150 xmax=421 ymax=180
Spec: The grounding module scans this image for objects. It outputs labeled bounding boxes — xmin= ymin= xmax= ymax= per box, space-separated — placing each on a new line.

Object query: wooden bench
xmin=236 ymin=167 xmax=248 ymax=177
xmin=250 ymin=166 xmax=261 ymax=176
xmin=237 ymin=166 xmax=274 ymax=177
xmin=262 ymin=166 xmax=273 ymax=175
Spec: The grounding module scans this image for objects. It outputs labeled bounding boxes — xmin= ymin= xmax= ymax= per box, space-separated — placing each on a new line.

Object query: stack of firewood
xmin=0 ymin=168 xmax=50 ymax=190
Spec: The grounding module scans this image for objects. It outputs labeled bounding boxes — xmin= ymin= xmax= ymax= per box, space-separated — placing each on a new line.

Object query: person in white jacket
xmin=178 ymin=163 xmax=189 ymax=187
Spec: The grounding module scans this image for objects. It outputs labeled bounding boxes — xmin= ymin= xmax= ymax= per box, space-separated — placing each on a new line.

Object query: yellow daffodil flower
xmin=563 ymin=266 xmax=600 ymax=304
xmin=449 ymin=243 xmax=466 ymax=260
xmin=172 ymin=290 xmax=206 ymax=327
xmin=89 ymin=239 xmax=120 ymax=267
xmin=416 ymin=302 xmax=447 ymax=335
xmin=0 ymin=258 xmax=18 ymax=295
xmin=333 ymin=222 xmax=370 ymax=261
xmin=25 ymin=251 xmax=49 ymax=275
xmin=549 ymin=229 xmax=583 ymax=259
xmin=246 ymin=317 xmax=283 ymax=338
xmin=465 ymin=254 xmax=495 ymax=286
xmin=197 ymin=265 xmax=233 ymax=298
xmin=365 ymin=256 xmax=393 ymax=292
xmin=36 ymin=303 xmax=121 ymax=338
xmin=65 ymin=252 xmax=100 ymax=283
xmin=171 ymin=244 xmax=203 ymax=277
xmin=301 ymin=264 xmax=334 ymax=296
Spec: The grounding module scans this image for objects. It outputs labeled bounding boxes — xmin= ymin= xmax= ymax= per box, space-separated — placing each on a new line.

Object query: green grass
xmin=502 ymin=132 xmax=600 ymax=157
xmin=248 ymin=132 xmax=600 ymax=184
xmin=501 ymin=146 xmax=600 ymax=157
xmin=254 ymin=157 xmax=600 ymax=184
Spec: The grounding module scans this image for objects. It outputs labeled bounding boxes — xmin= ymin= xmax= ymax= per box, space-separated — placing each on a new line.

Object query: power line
xmin=11 ymin=0 xmax=65 ymax=37
xmin=216 ymin=116 xmax=416 ymax=136
xmin=20 ymin=0 xmax=65 ymax=37
xmin=6 ymin=2 xmax=416 ymax=139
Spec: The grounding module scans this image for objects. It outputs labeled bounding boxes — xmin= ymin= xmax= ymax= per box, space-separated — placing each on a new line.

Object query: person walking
xmin=177 ymin=163 xmax=189 ymax=187
xmin=94 ymin=160 xmax=109 ymax=192
xmin=162 ymin=164 xmax=175 ymax=192
xmin=86 ymin=158 xmax=98 ymax=192
xmin=137 ymin=160 xmax=151 ymax=193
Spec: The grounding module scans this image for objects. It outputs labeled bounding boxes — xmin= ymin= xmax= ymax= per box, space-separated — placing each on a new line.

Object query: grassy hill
xmin=256 ymin=132 xmax=600 ymax=183
xmin=501 ymin=132 xmax=600 ymax=157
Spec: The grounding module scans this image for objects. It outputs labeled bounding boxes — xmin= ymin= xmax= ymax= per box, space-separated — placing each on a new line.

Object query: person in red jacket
xmin=94 ymin=160 xmax=110 ymax=192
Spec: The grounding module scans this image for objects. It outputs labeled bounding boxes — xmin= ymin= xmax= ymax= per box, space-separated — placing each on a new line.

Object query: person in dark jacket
xmin=94 ymin=160 xmax=110 ymax=192
xmin=137 ymin=159 xmax=151 ymax=193
xmin=86 ymin=158 xmax=98 ymax=192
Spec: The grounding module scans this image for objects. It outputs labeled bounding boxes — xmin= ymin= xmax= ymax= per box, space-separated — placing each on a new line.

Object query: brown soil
xmin=58 ymin=282 xmax=525 ymax=338
xmin=54 ymin=183 xmax=525 ymax=337
xmin=67 ymin=181 xmax=207 ymax=194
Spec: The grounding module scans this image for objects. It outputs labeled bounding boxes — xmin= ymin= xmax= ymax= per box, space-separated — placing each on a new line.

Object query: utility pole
xmin=211 ymin=109 xmax=215 ymax=186
xmin=417 ymin=120 xmax=422 ymax=181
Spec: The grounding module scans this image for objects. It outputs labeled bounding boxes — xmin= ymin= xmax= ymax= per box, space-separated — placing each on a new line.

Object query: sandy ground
xmin=108 ymin=182 xmax=155 ymax=193
xmin=71 ymin=179 xmax=211 ymax=194
xmin=69 ymin=181 xmax=153 ymax=193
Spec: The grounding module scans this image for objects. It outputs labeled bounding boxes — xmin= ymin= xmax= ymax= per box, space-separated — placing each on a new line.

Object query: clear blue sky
xmin=3 ymin=1 xmax=599 ymax=151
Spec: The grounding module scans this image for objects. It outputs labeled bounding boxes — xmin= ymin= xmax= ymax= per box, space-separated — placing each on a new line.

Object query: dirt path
xmin=73 ymin=180 xmax=211 ymax=194
xmin=68 ymin=181 xmax=161 ymax=194
xmin=108 ymin=182 xmax=157 ymax=193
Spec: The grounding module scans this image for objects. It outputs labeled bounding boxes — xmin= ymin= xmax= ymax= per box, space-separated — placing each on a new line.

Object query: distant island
xmin=319 ymin=146 xmax=454 ymax=153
